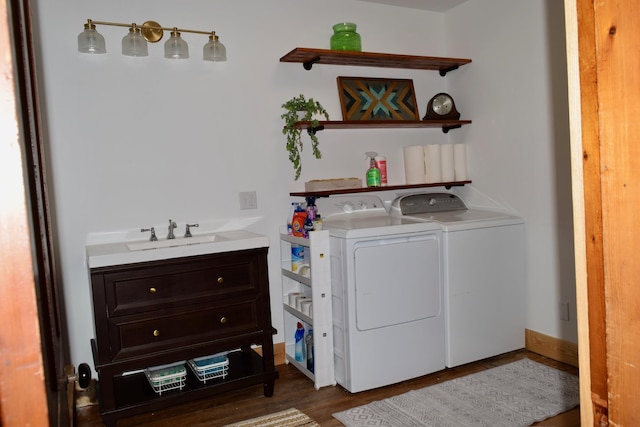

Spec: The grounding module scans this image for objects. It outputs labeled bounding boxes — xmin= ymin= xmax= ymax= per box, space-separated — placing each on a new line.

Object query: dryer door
xmin=353 ymin=232 xmax=442 ymax=331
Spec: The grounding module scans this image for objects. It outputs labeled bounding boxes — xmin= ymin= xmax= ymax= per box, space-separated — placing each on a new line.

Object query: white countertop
xmin=86 ymin=230 xmax=269 ymax=269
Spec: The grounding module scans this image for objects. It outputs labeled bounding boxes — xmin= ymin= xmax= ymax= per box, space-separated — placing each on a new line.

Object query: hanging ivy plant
xmin=281 ymin=94 xmax=329 ymax=180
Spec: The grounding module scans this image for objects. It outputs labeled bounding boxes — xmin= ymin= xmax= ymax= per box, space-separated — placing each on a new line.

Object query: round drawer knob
xmin=153 ymin=329 xmax=160 ymax=337
xmin=219 ymin=316 xmax=227 ymax=324
xmin=149 ymin=287 xmax=157 ymax=294
xmin=217 ymin=277 xmax=224 ymax=284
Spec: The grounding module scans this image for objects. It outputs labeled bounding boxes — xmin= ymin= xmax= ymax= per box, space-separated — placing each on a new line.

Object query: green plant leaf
xmin=281 ymin=94 xmax=329 ymax=180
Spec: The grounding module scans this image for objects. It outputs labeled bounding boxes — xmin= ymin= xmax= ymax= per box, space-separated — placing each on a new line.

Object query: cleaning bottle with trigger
xmin=365 ymin=151 xmax=381 ymax=188
xmin=294 ymin=322 xmax=306 ymax=362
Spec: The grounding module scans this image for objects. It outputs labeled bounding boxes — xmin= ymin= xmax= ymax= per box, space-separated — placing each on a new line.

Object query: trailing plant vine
xmin=281 ymin=94 xmax=329 ymax=180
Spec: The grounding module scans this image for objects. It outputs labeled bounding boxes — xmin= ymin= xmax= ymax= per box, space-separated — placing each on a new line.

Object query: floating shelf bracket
xmin=442 ymin=124 xmax=462 ymax=133
xmin=303 ymin=56 xmax=321 ymax=70
xmin=439 ymin=65 xmax=460 ymax=76
xmin=306 ymin=125 xmax=325 ymax=135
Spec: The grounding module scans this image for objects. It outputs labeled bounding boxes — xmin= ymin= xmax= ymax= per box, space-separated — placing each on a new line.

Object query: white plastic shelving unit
xmin=279 ymin=227 xmax=335 ymax=389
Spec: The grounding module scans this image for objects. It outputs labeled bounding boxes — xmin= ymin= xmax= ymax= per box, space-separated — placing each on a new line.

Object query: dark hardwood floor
xmin=76 ymin=350 xmax=580 ymax=427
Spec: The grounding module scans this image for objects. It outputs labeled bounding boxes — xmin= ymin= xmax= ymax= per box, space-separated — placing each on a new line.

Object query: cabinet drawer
xmin=102 ymin=253 xmax=259 ymax=317
xmin=109 ymin=299 xmax=259 ymax=360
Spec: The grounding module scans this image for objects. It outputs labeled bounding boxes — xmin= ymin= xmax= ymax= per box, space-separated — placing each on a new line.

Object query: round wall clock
xmin=423 ymin=93 xmax=461 ymax=120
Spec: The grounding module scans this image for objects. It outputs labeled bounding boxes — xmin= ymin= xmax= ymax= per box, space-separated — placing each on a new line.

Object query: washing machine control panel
xmin=395 ymin=193 xmax=467 ymax=215
xmin=316 ymin=195 xmax=385 ymax=217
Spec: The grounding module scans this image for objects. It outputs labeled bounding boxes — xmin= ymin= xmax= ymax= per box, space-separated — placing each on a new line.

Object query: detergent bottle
xmin=286 ymin=202 xmax=298 ymax=235
xmin=291 ymin=204 xmax=306 ymax=237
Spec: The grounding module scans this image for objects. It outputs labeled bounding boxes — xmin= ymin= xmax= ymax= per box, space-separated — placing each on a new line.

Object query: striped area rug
xmin=333 ymin=358 xmax=579 ymax=427
xmin=223 ymin=408 xmax=319 ymax=427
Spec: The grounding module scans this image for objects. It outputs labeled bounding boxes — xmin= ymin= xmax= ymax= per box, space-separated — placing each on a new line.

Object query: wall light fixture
xmin=77 ymin=19 xmax=227 ymax=61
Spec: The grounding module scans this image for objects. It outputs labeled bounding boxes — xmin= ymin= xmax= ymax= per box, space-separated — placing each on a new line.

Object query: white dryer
xmin=391 ymin=193 xmax=525 ymax=368
xmin=316 ymin=195 xmax=445 ymax=392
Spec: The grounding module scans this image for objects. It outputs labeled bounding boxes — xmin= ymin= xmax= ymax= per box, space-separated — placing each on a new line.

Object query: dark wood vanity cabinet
xmin=89 ymin=247 xmax=278 ymax=427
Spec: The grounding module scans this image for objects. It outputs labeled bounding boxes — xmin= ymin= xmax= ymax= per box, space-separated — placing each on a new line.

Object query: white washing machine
xmin=391 ymin=192 xmax=525 ymax=368
xmin=315 ymin=195 xmax=445 ymax=392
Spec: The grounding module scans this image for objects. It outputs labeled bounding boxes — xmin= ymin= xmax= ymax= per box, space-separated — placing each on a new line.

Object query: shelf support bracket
xmin=442 ymin=124 xmax=462 ymax=134
xmin=302 ymin=56 xmax=321 ymax=70
xmin=439 ymin=65 xmax=459 ymax=76
xmin=306 ymin=125 xmax=325 ymax=135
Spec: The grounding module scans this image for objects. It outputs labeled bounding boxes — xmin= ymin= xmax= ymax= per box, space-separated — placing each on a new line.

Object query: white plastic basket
xmin=188 ymin=352 xmax=229 ymax=383
xmin=144 ymin=361 xmax=186 ymax=395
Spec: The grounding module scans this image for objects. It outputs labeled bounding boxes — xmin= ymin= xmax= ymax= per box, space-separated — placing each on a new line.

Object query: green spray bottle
xmin=365 ymin=151 xmax=381 ymax=187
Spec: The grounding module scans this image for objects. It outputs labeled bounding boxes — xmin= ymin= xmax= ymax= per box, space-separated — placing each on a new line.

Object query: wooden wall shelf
xmin=290 ymin=181 xmax=472 ymax=198
xmin=279 ymin=48 xmax=472 ymax=75
xmin=296 ymin=119 xmax=471 ymax=134
xmin=280 ymin=48 xmax=473 ymax=179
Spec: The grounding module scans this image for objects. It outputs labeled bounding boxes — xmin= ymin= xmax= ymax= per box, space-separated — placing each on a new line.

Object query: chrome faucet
xmin=167 ymin=220 xmax=177 ymax=239
xmin=141 ymin=227 xmax=158 ymax=241
xmin=185 ymin=223 xmax=199 ymax=238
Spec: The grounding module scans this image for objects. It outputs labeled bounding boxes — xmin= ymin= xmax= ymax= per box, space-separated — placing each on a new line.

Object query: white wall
xmin=33 ymin=0 xmax=575 ymax=370
xmin=445 ymin=0 xmax=576 ymax=343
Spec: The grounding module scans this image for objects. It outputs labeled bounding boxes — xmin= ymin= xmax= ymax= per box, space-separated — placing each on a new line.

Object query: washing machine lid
xmin=404 ymin=209 xmax=524 ymax=230
xmin=315 ymin=194 xmax=442 ymax=238
xmin=322 ymin=211 xmax=441 ymax=238
xmin=391 ymin=192 xmax=523 ymax=230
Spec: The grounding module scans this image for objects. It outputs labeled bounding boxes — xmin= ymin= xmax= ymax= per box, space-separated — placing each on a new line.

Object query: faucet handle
xmin=185 ymin=223 xmax=199 ymax=238
xmin=141 ymin=227 xmax=158 ymax=241
xmin=167 ymin=220 xmax=177 ymax=240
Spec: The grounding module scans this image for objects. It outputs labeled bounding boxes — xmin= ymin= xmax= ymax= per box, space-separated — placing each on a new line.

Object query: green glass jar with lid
xmin=330 ymin=22 xmax=361 ymax=51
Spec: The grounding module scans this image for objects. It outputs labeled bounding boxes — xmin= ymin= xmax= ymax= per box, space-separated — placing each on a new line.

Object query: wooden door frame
xmin=567 ymin=0 xmax=640 ymax=425
xmin=1 ymin=0 xmax=71 ymax=425
xmin=0 ymin=1 xmax=50 ymax=424
xmin=565 ymin=0 xmax=599 ymax=425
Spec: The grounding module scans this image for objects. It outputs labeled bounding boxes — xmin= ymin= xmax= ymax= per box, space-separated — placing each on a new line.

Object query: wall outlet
xmin=560 ymin=302 xmax=570 ymax=322
xmin=239 ymin=191 xmax=257 ymax=210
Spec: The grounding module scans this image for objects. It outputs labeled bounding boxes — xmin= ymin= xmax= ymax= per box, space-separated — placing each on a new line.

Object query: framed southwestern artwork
xmin=337 ymin=76 xmax=420 ymax=121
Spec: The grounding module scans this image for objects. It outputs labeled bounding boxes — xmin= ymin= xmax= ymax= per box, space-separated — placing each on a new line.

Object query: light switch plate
xmin=239 ymin=191 xmax=257 ymax=210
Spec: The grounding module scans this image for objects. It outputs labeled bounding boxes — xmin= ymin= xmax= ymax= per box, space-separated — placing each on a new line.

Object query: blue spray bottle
xmin=294 ymin=322 xmax=305 ymax=362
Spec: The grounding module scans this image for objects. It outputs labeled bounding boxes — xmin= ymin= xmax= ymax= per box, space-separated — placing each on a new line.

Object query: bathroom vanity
xmin=86 ymin=230 xmax=278 ymax=427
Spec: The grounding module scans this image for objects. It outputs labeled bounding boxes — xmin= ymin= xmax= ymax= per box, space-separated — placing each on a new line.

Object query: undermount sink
xmin=127 ymin=234 xmax=223 ymax=251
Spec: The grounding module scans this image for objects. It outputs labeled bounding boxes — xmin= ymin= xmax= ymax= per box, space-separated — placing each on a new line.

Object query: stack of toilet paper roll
xmin=287 ymin=292 xmax=312 ymax=317
xmin=403 ymin=144 xmax=468 ymax=184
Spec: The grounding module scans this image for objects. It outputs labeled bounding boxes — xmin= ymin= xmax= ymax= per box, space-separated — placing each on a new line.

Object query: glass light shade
xmin=122 ymin=27 xmax=148 ymax=57
xmin=78 ymin=24 xmax=106 ymax=54
xmin=203 ymin=34 xmax=227 ymax=62
xmin=164 ymin=30 xmax=189 ymax=59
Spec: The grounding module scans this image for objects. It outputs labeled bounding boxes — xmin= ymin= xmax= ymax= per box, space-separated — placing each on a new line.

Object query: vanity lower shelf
xmin=107 ymin=349 xmax=275 ymax=413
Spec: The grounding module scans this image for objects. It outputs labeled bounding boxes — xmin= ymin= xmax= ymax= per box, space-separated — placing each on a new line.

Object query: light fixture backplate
xmin=141 ymin=21 xmax=163 ymax=43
